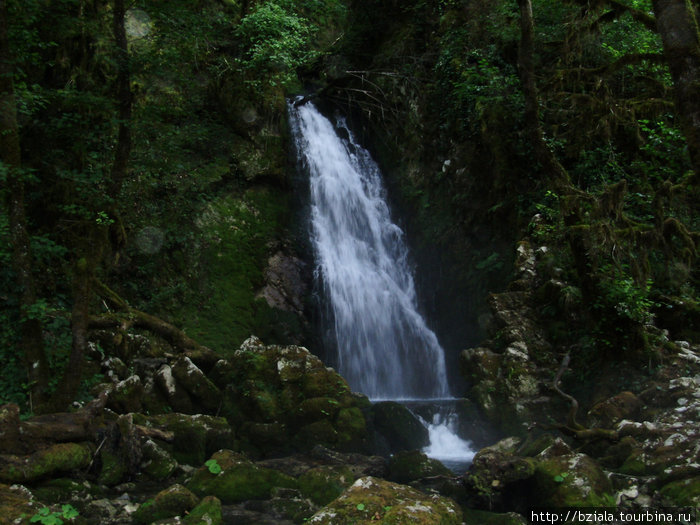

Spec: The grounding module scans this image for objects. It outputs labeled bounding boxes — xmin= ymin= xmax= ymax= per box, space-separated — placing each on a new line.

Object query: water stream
xmin=289 ymin=99 xmax=474 ymax=468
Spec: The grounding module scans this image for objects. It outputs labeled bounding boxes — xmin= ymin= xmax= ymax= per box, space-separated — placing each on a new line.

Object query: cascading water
xmin=289 ymin=99 xmax=474 ymax=467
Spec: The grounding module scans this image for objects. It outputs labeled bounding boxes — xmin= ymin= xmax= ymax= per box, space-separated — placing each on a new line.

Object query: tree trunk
xmin=0 ymin=0 xmax=49 ymax=408
xmin=109 ymin=0 xmax=132 ymax=197
xmin=516 ymin=0 xmax=572 ymax=191
xmin=652 ymin=0 xmax=700 ymax=180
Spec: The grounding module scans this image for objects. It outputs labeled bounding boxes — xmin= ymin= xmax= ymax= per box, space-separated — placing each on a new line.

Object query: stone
xmin=186 ymin=450 xmax=297 ymax=504
xmin=387 ymin=450 xmax=452 ymax=484
xmin=183 ymin=495 xmax=223 ymax=525
xmin=298 ymin=465 xmax=355 ymax=505
xmin=171 ymin=356 xmax=222 ymax=413
xmin=587 ymin=391 xmax=642 ymax=428
xmin=370 ymin=401 xmax=429 ymax=452
xmin=0 ymin=404 xmax=20 ymax=454
xmin=107 ymin=375 xmax=145 ymax=413
xmin=132 ymin=484 xmax=199 ymax=524
xmin=0 ymin=483 xmax=40 ymax=523
xmin=0 ymin=442 xmax=93 ymax=483
xmin=307 ymin=476 xmax=462 ymax=524
xmin=132 ymin=413 xmax=234 ymax=466
xmin=141 ymin=439 xmax=178 ymax=481
xmin=531 ymin=453 xmax=613 ymax=507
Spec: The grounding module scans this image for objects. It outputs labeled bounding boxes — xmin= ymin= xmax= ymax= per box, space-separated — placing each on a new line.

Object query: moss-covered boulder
xmin=307 ymin=476 xmax=462 ymax=524
xmin=186 ymin=450 xmax=297 ymax=503
xmin=299 ymin=465 xmax=355 ymax=505
xmin=0 ymin=484 xmax=40 ymax=524
xmin=464 ymin=437 xmax=536 ymax=510
xmin=462 ymin=509 xmax=527 ymax=525
xmin=370 ymin=401 xmax=429 ymax=453
xmin=0 ymin=442 xmax=93 ymax=483
xmin=107 ymin=375 xmax=145 ymax=413
xmin=659 ymin=476 xmax=700 ymax=506
xmin=219 ymin=337 xmax=369 ymax=455
xmin=182 ymin=495 xmax=223 ymax=525
xmin=132 ymin=413 xmax=234 ymax=466
xmin=171 ymin=356 xmax=222 ymax=412
xmin=387 ymin=450 xmax=452 ymax=484
xmin=532 ymin=453 xmax=613 ymax=507
xmin=141 ymin=439 xmax=178 ymax=481
xmin=133 ymin=484 xmax=199 ymax=524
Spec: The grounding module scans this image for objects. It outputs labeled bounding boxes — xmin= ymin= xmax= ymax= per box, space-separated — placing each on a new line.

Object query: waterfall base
xmin=405 ymin=400 xmax=476 ymax=474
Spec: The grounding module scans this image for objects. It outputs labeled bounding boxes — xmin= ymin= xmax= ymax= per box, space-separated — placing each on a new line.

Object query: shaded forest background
xmin=1 ymin=0 xmax=698 ymax=414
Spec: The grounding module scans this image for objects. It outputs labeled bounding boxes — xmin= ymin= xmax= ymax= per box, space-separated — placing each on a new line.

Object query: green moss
xmin=659 ymin=477 xmax=700 ymax=506
xmin=181 ymin=187 xmax=291 ymax=355
xmin=133 ymin=484 xmax=199 ymax=524
xmin=335 ymin=407 xmax=367 ymax=435
xmin=308 ymin=476 xmax=462 ymax=524
xmin=183 ymin=495 xmax=223 ymax=525
xmin=98 ymin=448 xmax=128 ymax=486
xmin=186 ymin=450 xmax=297 ymax=504
xmin=532 ymin=455 xmax=613 ymax=507
xmin=0 ymin=443 xmax=93 ymax=484
xmin=299 ymin=465 xmax=355 ymax=505
xmin=387 ymin=450 xmax=452 ymax=484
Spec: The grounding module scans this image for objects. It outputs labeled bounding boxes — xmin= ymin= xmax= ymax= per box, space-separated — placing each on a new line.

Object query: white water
xmin=289 ymin=100 xmax=474 ymax=465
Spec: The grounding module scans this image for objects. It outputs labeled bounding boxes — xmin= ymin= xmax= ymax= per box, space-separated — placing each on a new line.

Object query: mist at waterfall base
xmin=289 ymin=99 xmax=475 ymax=470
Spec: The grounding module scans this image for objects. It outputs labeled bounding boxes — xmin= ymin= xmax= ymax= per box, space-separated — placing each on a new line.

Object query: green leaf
xmin=205 ymin=459 xmax=222 ymax=474
xmin=356 ymin=503 xmax=365 ymax=511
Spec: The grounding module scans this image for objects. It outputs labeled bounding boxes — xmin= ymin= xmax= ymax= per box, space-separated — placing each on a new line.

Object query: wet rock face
xmin=257 ymin=251 xmax=307 ymax=316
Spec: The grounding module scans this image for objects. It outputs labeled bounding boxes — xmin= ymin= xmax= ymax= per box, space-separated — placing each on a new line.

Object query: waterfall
xmin=289 ymin=100 xmax=474 ymax=466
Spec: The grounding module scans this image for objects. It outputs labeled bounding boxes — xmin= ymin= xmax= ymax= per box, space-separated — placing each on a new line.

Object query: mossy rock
xmin=133 ymin=484 xmax=199 ymax=524
xmin=98 ymin=447 xmax=128 ymax=486
xmin=186 ymin=450 xmax=297 ymax=503
xmin=294 ymin=419 xmax=339 ymax=448
xmin=336 ymin=407 xmax=367 ymax=435
xmin=182 ymin=495 xmax=223 ymax=525
xmin=387 ymin=450 xmax=452 ymax=484
xmin=532 ymin=453 xmax=613 ymax=507
xmin=30 ymin=478 xmax=99 ymax=504
xmin=296 ymin=397 xmax=341 ymax=425
xmin=107 ymin=375 xmax=145 ymax=413
xmin=171 ymin=356 xmax=222 ymax=412
xmin=132 ymin=413 xmax=234 ymax=466
xmin=0 ymin=442 xmax=93 ymax=484
xmin=299 ymin=465 xmax=355 ymax=505
xmin=0 ymin=484 xmax=39 ymax=524
xmin=370 ymin=401 xmax=429 ymax=452
xmin=141 ymin=439 xmax=178 ymax=481
xmin=302 ymin=367 xmax=351 ymax=399
xmin=462 ymin=509 xmax=527 ymax=525
xmin=659 ymin=476 xmax=700 ymax=506
xmin=307 ymin=476 xmax=462 ymax=524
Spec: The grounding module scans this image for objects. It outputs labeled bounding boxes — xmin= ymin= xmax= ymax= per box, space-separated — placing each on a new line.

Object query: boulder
xmin=370 ymin=401 xmax=429 ymax=453
xmin=0 ymin=483 xmax=41 ymax=523
xmin=531 ymin=452 xmax=614 ymax=507
xmin=219 ymin=337 xmax=369 ymax=455
xmin=186 ymin=450 xmax=297 ymax=503
xmin=298 ymin=465 xmax=355 ymax=505
xmin=183 ymin=495 xmax=223 ymax=525
xmin=171 ymin=356 xmax=222 ymax=412
xmin=132 ymin=413 xmax=234 ymax=466
xmin=0 ymin=442 xmax=93 ymax=483
xmin=387 ymin=450 xmax=452 ymax=484
xmin=307 ymin=476 xmax=462 ymax=524
xmin=132 ymin=484 xmax=199 ymax=524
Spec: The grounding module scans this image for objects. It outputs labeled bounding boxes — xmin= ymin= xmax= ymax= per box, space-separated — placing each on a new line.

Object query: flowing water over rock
xmin=289 ymin=100 xmax=474 ymax=468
